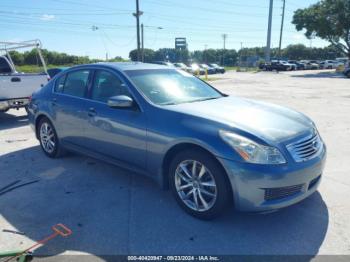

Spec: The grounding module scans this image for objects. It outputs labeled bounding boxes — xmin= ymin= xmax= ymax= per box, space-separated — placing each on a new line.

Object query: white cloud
xmin=40 ymin=14 xmax=55 ymax=21
xmin=292 ymin=33 xmax=304 ymax=40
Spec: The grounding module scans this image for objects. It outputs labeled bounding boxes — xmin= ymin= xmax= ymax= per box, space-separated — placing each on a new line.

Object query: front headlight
xmin=219 ymin=130 xmax=286 ymax=164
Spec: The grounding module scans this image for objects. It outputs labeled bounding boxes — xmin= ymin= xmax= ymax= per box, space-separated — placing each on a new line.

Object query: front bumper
xmin=218 ymin=146 xmax=326 ymax=212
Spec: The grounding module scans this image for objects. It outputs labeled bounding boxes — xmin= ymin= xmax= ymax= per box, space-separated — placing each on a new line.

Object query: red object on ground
xmin=5 ymin=223 xmax=72 ymax=262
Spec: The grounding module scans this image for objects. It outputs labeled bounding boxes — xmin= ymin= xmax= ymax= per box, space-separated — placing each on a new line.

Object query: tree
xmin=129 ymin=48 xmax=155 ymax=62
xmin=8 ymin=51 xmax=24 ymax=65
xmin=282 ymin=44 xmax=310 ymax=60
xmin=292 ymin=0 xmax=350 ymax=58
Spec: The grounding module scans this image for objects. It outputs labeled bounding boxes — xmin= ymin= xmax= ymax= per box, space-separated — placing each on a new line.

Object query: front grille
xmin=264 ymin=184 xmax=303 ymax=201
xmin=287 ymin=131 xmax=323 ymax=162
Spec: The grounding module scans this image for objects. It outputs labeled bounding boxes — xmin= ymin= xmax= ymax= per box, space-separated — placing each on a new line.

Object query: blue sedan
xmin=28 ymin=62 xmax=326 ymax=219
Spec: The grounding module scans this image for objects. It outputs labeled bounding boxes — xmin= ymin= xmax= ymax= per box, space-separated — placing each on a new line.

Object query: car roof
xmin=71 ymin=62 xmax=171 ymax=72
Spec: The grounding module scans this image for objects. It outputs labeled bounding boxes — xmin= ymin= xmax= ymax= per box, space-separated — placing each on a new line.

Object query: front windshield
xmin=125 ymin=69 xmax=223 ymax=105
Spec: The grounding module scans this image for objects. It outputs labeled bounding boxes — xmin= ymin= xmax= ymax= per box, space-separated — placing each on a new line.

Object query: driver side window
xmin=91 ymin=70 xmax=130 ymax=103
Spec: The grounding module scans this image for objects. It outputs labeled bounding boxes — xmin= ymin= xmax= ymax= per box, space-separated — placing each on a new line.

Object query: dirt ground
xmin=0 ymin=69 xmax=349 ymax=259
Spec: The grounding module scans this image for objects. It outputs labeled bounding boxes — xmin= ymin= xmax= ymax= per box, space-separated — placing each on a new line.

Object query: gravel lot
xmin=0 ymin=69 xmax=349 ymax=258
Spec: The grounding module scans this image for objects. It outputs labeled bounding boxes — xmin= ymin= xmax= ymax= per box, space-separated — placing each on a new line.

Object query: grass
xmin=224 ymin=66 xmax=259 ymax=72
xmin=199 ymin=76 xmax=222 ymax=81
xmin=224 ymin=66 xmax=238 ymax=71
xmin=16 ymin=64 xmax=73 ymax=73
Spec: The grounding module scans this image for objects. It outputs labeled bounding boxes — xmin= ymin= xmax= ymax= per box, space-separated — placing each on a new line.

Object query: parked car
xmin=323 ymin=60 xmax=338 ymax=69
xmin=47 ymin=67 xmax=69 ymax=79
xmin=343 ymin=61 xmax=350 ymax=78
xmin=302 ymin=61 xmax=319 ymax=70
xmin=288 ymin=60 xmax=305 ymax=70
xmin=190 ymin=63 xmax=205 ymax=75
xmin=264 ymin=61 xmax=291 ymax=71
xmin=209 ymin=63 xmax=225 ymax=74
xmin=343 ymin=68 xmax=350 ymax=78
xmin=28 ymin=62 xmax=326 ymax=219
xmin=318 ymin=61 xmax=326 ymax=69
xmin=151 ymin=61 xmax=174 ymax=67
xmin=280 ymin=61 xmax=296 ymax=70
xmin=0 ymin=41 xmax=49 ymax=113
xmin=200 ymin=64 xmax=216 ymax=74
xmin=173 ymin=63 xmax=191 ymax=73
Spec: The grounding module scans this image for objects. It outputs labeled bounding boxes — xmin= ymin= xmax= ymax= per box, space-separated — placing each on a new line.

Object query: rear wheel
xmin=38 ymin=117 xmax=64 ymax=158
xmin=169 ymin=149 xmax=231 ymax=220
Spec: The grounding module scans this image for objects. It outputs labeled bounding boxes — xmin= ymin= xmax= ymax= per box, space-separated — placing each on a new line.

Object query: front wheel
xmin=38 ymin=117 xmax=63 ymax=158
xmin=169 ymin=149 xmax=232 ymax=220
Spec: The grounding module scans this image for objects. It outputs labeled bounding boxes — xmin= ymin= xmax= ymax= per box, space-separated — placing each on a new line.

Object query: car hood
xmin=167 ymin=96 xmax=314 ymax=142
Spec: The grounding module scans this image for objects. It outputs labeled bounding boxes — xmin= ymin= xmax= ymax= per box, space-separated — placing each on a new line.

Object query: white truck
xmin=0 ymin=40 xmax=49 ymax=113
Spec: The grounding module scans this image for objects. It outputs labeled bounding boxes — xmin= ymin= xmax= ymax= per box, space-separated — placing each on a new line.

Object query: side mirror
xmin=107 ymin=95 xmax=134 ymax=108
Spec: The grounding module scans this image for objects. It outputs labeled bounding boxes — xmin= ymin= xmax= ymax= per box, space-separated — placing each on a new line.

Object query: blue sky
xmin=2 ymin=0 xmax=328 ymax=59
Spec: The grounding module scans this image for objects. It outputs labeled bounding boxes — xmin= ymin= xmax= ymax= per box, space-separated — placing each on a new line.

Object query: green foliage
xmin=292 ymin=0 xmax=350 ymax=58
xmin=109 ymin=56 xmax=128 ymax=62
xmin=129 ymin=48 xmax=190 ymax=63
xmin=8 ymin=49 xmax=96 ymax=66
xmin=282 ymin=44 xmax=343 ymax=60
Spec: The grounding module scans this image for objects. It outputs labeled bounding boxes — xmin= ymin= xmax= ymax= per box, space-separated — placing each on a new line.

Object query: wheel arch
xmin=161 ymin=142 xmax=233 ymax=202
xmin=34 ymin=113 xmax=54 ymax=139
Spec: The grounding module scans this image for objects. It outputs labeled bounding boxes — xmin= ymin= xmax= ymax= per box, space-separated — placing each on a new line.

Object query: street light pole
xmin=222 ymin=34 xmax=227 ymax=66
xmin=141 ymin=25 xmax=163 ymax=63
xmin=265 ymin=0 xmax=274 ymax=62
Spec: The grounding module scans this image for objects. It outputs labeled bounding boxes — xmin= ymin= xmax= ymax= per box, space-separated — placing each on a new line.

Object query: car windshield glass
xmin=125 ymin=69 xmax=223 ymax=105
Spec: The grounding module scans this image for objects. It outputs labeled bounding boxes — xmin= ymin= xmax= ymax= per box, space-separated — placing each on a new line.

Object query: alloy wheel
xmin=40 ymin=122 xmax=56 ymax=154
xmin=175 ymin=160 xmax=217 ymax=212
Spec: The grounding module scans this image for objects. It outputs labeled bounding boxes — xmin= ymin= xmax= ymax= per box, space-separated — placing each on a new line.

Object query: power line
xmin=143 ymin=0 xmax=276 ymax=17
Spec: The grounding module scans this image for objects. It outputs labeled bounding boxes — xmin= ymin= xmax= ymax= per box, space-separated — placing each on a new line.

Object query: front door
xmin=84 ymin=69 xmax=147 ymax=170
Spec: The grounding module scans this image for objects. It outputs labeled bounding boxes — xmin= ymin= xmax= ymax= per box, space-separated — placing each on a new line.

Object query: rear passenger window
xmin=62 ymin=70 xmax=90 ymax=98
xmin=55 ymin=75 xmax=66 ymax=93
xmin=0 ymin=57 xmax=12 ymax=74
xmin=91 ymin=70 xmax=130 ymax=103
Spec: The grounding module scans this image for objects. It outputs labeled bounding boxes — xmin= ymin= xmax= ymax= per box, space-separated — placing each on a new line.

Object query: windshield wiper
xmin=159 ymin=101 xmax=177 ymax=105
xmin=189 ymin=97 xmax=220 ymax=103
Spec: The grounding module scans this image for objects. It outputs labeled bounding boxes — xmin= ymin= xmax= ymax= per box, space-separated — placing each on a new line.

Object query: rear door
xmin=84 ymin=69 xmax=147 ymax=170
xmin=52 ymin=69 xmax=91 ymax=146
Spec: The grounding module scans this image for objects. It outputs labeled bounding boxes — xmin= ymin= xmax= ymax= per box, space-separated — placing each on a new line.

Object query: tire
xmin=37 ymin=117 xmax=64 ymax=158
xmin=169 ymin=149 xmax=232 ymax=220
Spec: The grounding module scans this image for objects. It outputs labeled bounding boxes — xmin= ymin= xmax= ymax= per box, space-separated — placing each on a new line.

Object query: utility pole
xmin=278 ymin=0 xmax=286 ymax=60
xmin=222 ymin=34 xmax=227 ymax=66
xmin=141 ymin=23 xmax=144 ymax=62
xmin=133 ymin=0 xmax=143 ymax=61
xmin=240 ymin=42 xmax=243 ymax=67
xmin=265 ymin=0 xmax=274 ymax=62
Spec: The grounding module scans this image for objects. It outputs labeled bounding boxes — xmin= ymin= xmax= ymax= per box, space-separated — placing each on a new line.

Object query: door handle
xmin=51 ymin=98 xmax=57 ymax=106
xmin=88 ymin=107 xmax=96 ymax=117
xmin=11 ymin=77 xmax=21 ymax=82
